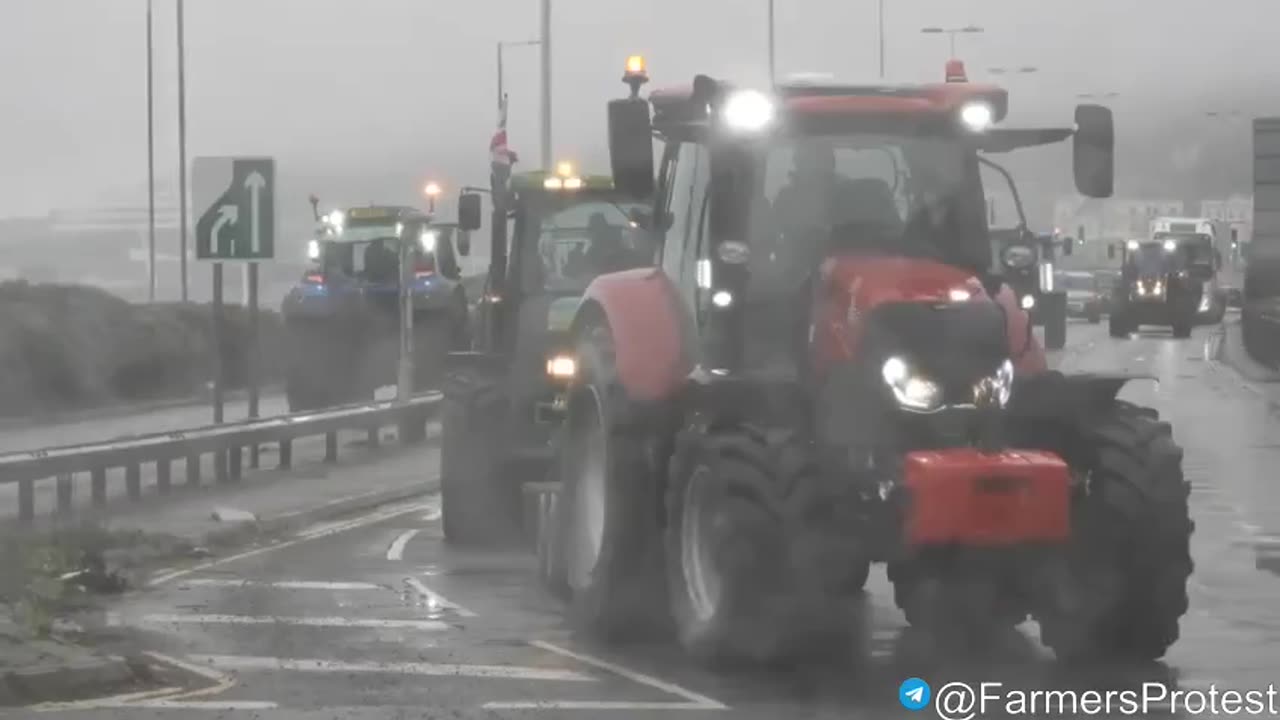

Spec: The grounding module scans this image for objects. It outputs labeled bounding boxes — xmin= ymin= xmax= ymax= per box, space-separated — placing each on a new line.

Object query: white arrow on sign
xmin=244 ymin=171 xmax=266 ymax=255
xmin=210 ymin=204 xmax=239 ymax=255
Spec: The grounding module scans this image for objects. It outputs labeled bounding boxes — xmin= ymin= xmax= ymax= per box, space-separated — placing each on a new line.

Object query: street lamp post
xmin=878 ymin=0 xmax=885 ymax=78
xmin=177 ymin=0 xmax=189 ymax=302
xmin=767 ymin=0 xmax=775 ymax=84
xmin=920 ymin=25 xmax=984 ymax=58
xmin=146 ymin=0 xmax=156 ymax=302
xmin=397 ymin=181 xmax=443 ymax=404
xmin=540 ymin=0 xmax=552 ymax=171
xmin=497 ymin=39 xmax=541 ymax=111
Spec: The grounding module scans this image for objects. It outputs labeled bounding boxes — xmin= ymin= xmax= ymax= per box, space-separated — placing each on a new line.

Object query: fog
xmin=4 ymin=0 xmax=1279 ymax=222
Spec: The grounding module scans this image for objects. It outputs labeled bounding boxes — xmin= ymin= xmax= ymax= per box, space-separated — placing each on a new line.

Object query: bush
xmin=0 ymin=281 xmax=282 ymax=417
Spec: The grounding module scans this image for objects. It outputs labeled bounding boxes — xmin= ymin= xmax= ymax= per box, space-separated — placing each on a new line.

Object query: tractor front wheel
xmin=1037 ymin=402 xmax=1193 ymax=663
xmin=440 ymin=378 xmax=518 ymax=546
xmin=664 ymin=424 xmax=866 ymax=665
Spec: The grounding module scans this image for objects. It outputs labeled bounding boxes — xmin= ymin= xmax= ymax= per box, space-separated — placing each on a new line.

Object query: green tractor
xmin=439 ymin=164 xmax=653 ymax=545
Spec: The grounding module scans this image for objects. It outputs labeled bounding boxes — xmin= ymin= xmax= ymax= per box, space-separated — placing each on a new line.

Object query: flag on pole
xmin=490 ymin=94 xmax=519 ymax=177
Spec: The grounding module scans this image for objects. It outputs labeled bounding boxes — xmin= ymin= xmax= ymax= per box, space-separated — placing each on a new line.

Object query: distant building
xmin=1200 ymin=195 xmax=1253 ymax=245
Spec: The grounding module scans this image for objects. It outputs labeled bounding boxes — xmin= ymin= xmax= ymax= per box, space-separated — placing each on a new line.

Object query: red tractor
xmin=540 ymin=56 xmax=1193 ymax=663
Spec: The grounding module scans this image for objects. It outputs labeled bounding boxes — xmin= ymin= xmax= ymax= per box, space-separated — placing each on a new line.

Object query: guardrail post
xmin=279 ymin=439 xmax=292 ymax=470
xmin=126 ymin=463 xmax=141 ymax=500
xmin=367 ymin=427 xmax=380 ymax=448
xmin=157 ymin=459 xmax=172 ymax=495
xmin=186 ymin=455 xmax=201 ymax=486
xmin=249 ymin=443 xmax=260 ymax=470
xmin=325 ymin=432 xmax=338 ymax=463
xmin=91 ymin=468 xmax=107 ymax=507
xmin=18 ymin=479 xmax=33 ymax=525
xmin=229 ymin=446 xmax=243 ymax=481
xmin=56 ymin=474 xmax=73 ymax=516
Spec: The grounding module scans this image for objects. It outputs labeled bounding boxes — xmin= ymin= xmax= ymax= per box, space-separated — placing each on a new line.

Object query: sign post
xmin=193 ymin=156 xmax=276 ymax=441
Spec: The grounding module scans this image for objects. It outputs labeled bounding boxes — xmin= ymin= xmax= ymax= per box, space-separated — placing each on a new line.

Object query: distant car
xmin=1057 ymin=270 xmax=1104 ymax=323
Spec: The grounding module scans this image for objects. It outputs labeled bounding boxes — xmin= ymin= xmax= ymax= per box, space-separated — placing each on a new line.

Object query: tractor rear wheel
xmin=440 ymin=378 xmax=518 ymax=546
xmin=1108 ymin=310 xmax=1131 ymax=338
xmin=557 ymin=319 xmax=666 ymax=640
xmin=1037 ymin=402 xmax=1193 ymax=662
xmin=664 ymin=424 xmax=865 ymax=665
xmin=1171 ymin=318 xmax=1194 ymax=339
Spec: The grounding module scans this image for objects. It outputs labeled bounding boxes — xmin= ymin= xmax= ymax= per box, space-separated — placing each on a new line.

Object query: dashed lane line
xmin=404 ymin=576 xmax=477 ymax=617
xmin=482 ymin=640 xmax=729 ymax=711
xmin=386 ymin=528 xmax=420 ymax=561
xmin=109 ymin=612 xmax=451 ymax=631
xmin=186 ymin=654 xmax=596 ymax=682
xmin=178 ymin=579 xmax=384 ymax=591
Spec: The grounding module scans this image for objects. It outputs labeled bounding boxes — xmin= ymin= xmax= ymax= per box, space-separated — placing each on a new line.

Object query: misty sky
xmin=4 ymin=0 xmax=1279 ymax=218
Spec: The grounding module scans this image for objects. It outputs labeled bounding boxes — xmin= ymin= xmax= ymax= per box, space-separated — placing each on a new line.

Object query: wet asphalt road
xmin=26 ymin=317 xmax=1280 ymax=719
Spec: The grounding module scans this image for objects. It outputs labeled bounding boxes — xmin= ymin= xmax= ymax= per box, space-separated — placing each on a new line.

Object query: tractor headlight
xmin=960 ymin=101 xmax=995 ymax=132
xmin=546 ymin=354 xmax=577 ymax=381
xmin=420 ymin=230 xmax=438 ymax=253
xmin=1127 ymin=240 xmax=1140 ymax=251
xmin=881 ymin=356 xmax=943 ymax=412
xmin=1163 ymin=239 xmax=1177 ymax=252
xmin=974 ymin=359 xmax=1015 ymax=407
xmin=722 ymin=89 xmax=775 ymax=132
xmin=306 ymin=239 xmax=321 ymax=260
xmin=1198 ymin=293 xmax=1212 ymax=312
xmin=1002 ymin=245 xmax=1035 ymax=269
xmin=1021 ymin=294 xmax=1036 ymax=310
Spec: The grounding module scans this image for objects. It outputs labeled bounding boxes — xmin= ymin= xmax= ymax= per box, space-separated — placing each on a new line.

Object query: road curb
xmin=1 ymin=650 xmax=139 ymax=707
xmin=195 ymin=475 xmax=439 ymax=556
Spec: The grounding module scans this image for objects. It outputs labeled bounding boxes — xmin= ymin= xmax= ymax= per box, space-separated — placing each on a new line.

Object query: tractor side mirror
xmin=458 ymin=192 xmax=483 ymax=231
xmin=607 ymin=97 xmax=655 ymax=199
xmin=1073 ymin=104 xmax=1114 ymax=199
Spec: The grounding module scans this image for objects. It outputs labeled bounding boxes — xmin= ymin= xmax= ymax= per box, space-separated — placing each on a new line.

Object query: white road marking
xmin=484 ymin=640 xmax=729 ymax=711
xmin=386 ymin=529 xmax=420 ymax=560
xmin=483 ymin=700 xmax=725 ymax=710
xmin=424 ymin=508 xmax=442 ymax=522
xmin=180 ymin=579 xmax=384 ymax=591
xmin=142 ymin=651 xmax=230 ymax=683
xmin=405 ymin=576 xmax=477 ymax=617
xmin=29 ymin=686 xmax=184 ymax=712
xmin=125 ymin=700 xmax=280 ymax=710
xmin=188 ymin=654 xmax=595 ymax=682
xmin=113 ymin=613 xmax=450 ymax=631
xmin=149 ymin=499 xmax=433 ymax=586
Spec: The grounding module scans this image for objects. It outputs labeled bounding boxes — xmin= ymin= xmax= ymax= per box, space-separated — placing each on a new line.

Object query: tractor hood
xmin=820 ymin=254 xmax=989 ymax=309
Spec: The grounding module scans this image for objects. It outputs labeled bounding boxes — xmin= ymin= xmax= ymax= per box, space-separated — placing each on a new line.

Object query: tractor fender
xmin=994 ymin=283 xmax=1048 ymax=375
xmin=1007 ymin=370 xmax=1156 ymax=422
xmin=572 ymin=268 xmax=695 ymax=404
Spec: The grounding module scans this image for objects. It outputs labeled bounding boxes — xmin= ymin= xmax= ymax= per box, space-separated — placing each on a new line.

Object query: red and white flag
xmin=490 ymin=95 xmax=519 ymax=168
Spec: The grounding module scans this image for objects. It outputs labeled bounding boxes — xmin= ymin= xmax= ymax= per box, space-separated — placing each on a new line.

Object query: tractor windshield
xmin=748 ymin=133 xmax=989 ymax=287
xmin=1130 ymin=243 xmax=1169 ymax=275
xmin=520 ymin=197 xmax=650 ymax=294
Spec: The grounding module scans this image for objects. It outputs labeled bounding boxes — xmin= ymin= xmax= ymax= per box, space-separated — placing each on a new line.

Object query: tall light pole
xmin=920 ymin=25 xmax=984 ymax=58
xmin=146 ymin=0 xmax=156 ymax=302
xmin=177 ymin=0 xmax=189 ymax=302
xmin=497 ymin=39 xmax=541 ymax=111
xmin=539 ymin=0 xmax=552 ymax=170
xmin=877 ymin=0 xmax=885 ymax=78
xmin=767 ymin=0 xmax=776 ymax=84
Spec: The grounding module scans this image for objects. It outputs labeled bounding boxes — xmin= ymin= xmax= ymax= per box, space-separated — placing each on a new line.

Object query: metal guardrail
xmin=0 ymin=393 xmax=441 ymax=524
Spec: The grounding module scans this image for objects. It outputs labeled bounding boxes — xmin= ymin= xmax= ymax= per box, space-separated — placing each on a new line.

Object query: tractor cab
xmin=602 ymin=56 xmax=1112 ymax=376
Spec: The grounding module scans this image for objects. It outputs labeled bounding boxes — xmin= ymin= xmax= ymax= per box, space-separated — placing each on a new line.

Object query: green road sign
xmin=193 ymin=156 xmax=276 ymax=261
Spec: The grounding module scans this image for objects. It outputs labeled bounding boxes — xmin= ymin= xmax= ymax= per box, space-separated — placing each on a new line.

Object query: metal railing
xmin=0 ymin=393 xmax=441 ymax=524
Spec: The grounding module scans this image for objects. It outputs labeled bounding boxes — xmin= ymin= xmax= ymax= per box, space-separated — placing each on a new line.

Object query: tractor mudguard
xmin=1005 ymin=370 xmax=1156 ymax=422
xmin=680 ymin=371 xmax=809 ymax=429
xmin=994 ymin=283 xmax=1047 ymax=375
xmin=574 ymin=268 xmax=694 ymax=404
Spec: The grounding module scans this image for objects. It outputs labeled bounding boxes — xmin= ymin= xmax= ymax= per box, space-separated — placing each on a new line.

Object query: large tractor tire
xmin=1108 ymin=309 xmax=1131 ymax=338
xmin=1037 ymin=402 xmax=1193 ymax=663
xmin=285 ymin=320 xmax=365 ymax=412
xmin=1041 ymin=292 xmax=1068 ymax=350
xmin=556 ymin=318 xmax=667 ymax=640
xmin=440 ymin=378 xmax=519 ymax=546
xmin=664 ymin=423 xmax=866 ymax=665
xmin=1171 ymin=317 xmax=1194 ymax=339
